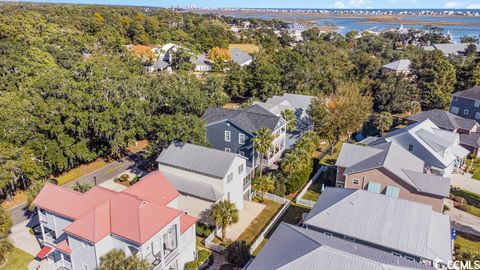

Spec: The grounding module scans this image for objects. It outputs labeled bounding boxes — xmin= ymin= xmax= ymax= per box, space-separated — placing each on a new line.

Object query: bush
xmin=196 ymin=224 xmax=204 ymax=237
xmin=224 ymin=240 xmax=251 ymax=268
xmin=203 ymin=228 xmax=212 ymax=237
xmin=285 ymin=159 xmax=313 ymax=194
xmin=120 ymin=174 xmax=130 ymax=182
xmin=131 ymin=176 xmax=140 ymax=184
xmin=185 ymin=249 xmax=213 ymax=270
xmin=443 ymin=204 xmax=450 ymax=213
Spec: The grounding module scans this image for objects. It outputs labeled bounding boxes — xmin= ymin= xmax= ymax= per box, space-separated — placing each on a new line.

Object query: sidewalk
xmin=445 ymin=199 xmax=480 ymax=237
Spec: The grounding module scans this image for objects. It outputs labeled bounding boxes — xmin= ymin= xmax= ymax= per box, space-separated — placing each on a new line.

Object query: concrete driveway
xmin=9 ymin=219 xmax=41 ymax=256
xmin=451 ymin=173 xmax=480 ymax=194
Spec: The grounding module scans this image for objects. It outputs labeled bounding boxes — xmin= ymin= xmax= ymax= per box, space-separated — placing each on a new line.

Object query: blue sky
xmin=11 ymin=0 xmax=480 ymax=9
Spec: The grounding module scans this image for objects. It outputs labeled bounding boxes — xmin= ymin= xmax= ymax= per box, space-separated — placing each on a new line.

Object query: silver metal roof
xmin=382 ymin=59 xmax=411 ymax=71
xmin=229 ymin=48 xmax=252 ymax=66
xmin=304 ymin=188 xmax=452 ymax=263
xmin=247 ymin=222 xmax=436 ymax=270
xmin=161 ymin=171 xmax=223 ymax=202
xmin=157 ymin=142 xmax=242 ymax=179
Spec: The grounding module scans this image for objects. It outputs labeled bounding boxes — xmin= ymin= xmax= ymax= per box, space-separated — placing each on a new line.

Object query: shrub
xmin=286 ymin=159 xmax=313 ymax=194
xmin=198 ymin=250 xmax=212 ymax=262
xmin=196 ymin=224 xmax=204 ymax=237
xmin=131 ymin=176 xmax=140 ymax=184
xmin=443 ymin=204 xmax=450 ymax=213
xmin=203 ymin=227 xmax=212 ymax=237
xmin=184 ymin=249 xmax=213 ymax=270
xmin=120 ymin=174 xmax=130 ymax=182
xmin=224 ymin=240 xmax=251 ymax=268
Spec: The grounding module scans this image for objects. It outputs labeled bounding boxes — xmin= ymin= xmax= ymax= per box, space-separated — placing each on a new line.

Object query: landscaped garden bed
xmin=451 ymin=188 xmax=480 ymax=217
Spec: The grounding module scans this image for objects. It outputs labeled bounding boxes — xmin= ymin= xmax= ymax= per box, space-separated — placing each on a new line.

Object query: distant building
xmin=450 ymin=86 xmax=480 ymax=121
xmin=157 ymin=142 xmax=251 ymax=221
xmin=249 ymin=188 xmax=451 ymax=270
xmin=190 ymin=53 xmax=213 ymax=72
xmin=335 ymin=141 xmax=450 ymax=212
xmin=190 ymin=49 xmax=252 ymax=71
xmin=202 ymin=105 xmax=287 ymax=169
xmin=381 ymin=59 xmax=412 ymax=75
xmin=229 ymin=48 xmax=253 ymax=66
xmin=33 ymin=171 xmax=197 ymax=270
xmin=423 ymin=43 xmax=479 ymax=56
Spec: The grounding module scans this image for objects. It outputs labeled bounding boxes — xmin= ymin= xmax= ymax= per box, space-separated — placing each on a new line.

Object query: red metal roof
xmin=35 ymin=171 xmax=186 ymax=245
xmin=36 ymin=246 xmax=52 ymax=259
xmin=55 ymin=240 xmax=72 ymax=254
xmin=180 ymin=214 xmax=197 ymax=233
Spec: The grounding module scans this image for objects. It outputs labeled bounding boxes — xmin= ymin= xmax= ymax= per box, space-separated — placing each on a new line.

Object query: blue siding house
xmin=450 ymin=86 xmax=480 ymax=122
xmin=202 ymin=105 xmax=287 ymax=169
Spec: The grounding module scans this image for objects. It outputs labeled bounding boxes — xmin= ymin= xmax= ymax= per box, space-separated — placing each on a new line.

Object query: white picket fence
xmin=294 ymin=166 xmax=325 ymax=207
xmin=204 ymin=232 xmax=225 ymax=253
xmin=253 ymin=190 xmax=290 ymax=204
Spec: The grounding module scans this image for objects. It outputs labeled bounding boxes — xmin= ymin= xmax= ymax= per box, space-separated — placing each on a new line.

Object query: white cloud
xmin=349 ymin=0 xmax=372 ymax=7
xmin=333 ymin=1 xmax=346 ymax=8
xmin=445 ymin=1 xmax=480 ymax=8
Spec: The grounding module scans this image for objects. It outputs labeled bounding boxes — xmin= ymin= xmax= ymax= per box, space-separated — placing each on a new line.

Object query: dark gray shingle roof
xmin=452 ymin=86 xmax=480 ymax=100
xmin=407 ymin=109 xmax=477 ymax=131
xmin=202 ymin=105 xmax=283 ymax=134
xmin=460 ymin=132 xmax=480 ymax=148
xmin=247 ymin=222 xmax=436 ymax=270
xmin=156 ymin=142 xmax=240 ymax=179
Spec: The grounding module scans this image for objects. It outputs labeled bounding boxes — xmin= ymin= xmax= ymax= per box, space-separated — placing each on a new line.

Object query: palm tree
xmin=210 ymin=200 xmax=239 ymax=241
xmin=281 ymin=109 xmax=296 ymax=132
xmin=252 ymin=176 xmax=274 ymax=201
xmin=98 ymin=249 xmax=127 ymax=270
xmin=253 ymin=127 xmax=274 ymax=177
xmin=124 ymin=255 xmax=152 ymax=270
xmin=72 ymin=182 xmax=92 ymax=193
xmin=375 ymin=112 xmax=393 ymax=135
xmin=0 ymin=239 xmax=12 ymax=265
xmin=281 ymin=153 xmax=298 ymax=178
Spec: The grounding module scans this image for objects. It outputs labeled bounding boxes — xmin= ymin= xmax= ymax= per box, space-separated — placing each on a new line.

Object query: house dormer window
xmin=475 ymin=100 xmax=480 ymax=108
xmin=452 ymin=96 xmax=458 ymax=102
xmin=464 ymin=109 xmax=469 ymax=115
xmin=408 ymin=144 xmax=413 ymax=151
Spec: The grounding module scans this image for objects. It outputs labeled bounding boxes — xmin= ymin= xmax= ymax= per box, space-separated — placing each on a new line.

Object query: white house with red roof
xmin=32 ymin=171 xmax=197 ymax=270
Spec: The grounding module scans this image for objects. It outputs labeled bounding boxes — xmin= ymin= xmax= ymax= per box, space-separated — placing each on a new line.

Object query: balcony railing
xmin=243 ymin=178 xmax=251 ymax=190
xmin=39 ymin=214 xmax=47 ymax=223
xmin=164 ymin=248 xmax=178 ymax=266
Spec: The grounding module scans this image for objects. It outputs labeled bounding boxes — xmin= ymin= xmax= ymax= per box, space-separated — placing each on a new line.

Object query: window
xmin=352 ymin=179 xmax=360 ymax=185
xmin=408 ymin=144 xmax=414 ymax=151
xmin=392 ymin=252 xmax=402 ymax=257
xmin=239 ymin=133 xmax=245 ymax=144
xmin=225 ymin=148 xmax=231 ymax=153
xmin=452 ymin=96 xmax=458 ymax=101
xmin=82 ymin=264 xmax=88 ymax=270
xmin=238 ymin=164 xmax=244 ymax=174
xmin=451 ymin=106 xmax=459 ymax=114
xmin=367 ymin=182 xmax=381 ymax=193
xmin=83 ymin=241 xmax=89 ymax=249
xmin=224 ymin=131 xmax=231 ymax=142
xmin=39 ymin=209 xmax=46 ymax=215
xmin=324 ymin=232 xmax=333 ymax=236
xmin=227 ymin=172 xmax=233 ymax=183
xmin=475 ymin=100 xmax=480 ymax=108
xmin=464 ymin=109 xmax=469 ymax=115
xmin=405 ymin=256 xmax=416 ymax=261
xmin=476 ymin=112 xmax=480 ymax=120
xmin=239 ymin=151 xmax=245 ymax=157
xmin=385 ymin=186 xmax=400 ymax=198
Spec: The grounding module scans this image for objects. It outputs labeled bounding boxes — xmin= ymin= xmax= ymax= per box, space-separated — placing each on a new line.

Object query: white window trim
xmin=475 ymin=100 xmax=480 ymax=108
xmin=225 ymin=131 xmax=231 ymax=142
xmin=464 ymin=109 xmax=469 ymax=115
xmin=476 ymin=112 xmax=480 ymax=120
xmin=452 ymin=96 xmax=458 ymax=101
xmin=239 ymin=133 xmax=245 ymax=144
xmin=451 ymin=106 xmax=459 ymax=114
xmin=352 ymin=179 xmax=360 ymax=185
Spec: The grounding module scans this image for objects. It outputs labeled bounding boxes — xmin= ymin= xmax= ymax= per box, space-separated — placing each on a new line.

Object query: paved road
xmin=9 ymin=152 xmax=146 ymax=225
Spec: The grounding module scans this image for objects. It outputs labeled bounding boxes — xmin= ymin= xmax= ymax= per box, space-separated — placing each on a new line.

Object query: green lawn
xmin=302 ymin=181 xmax=322 ymax=201
xmin=1 ymin=247 xmax=34 ymax=270
xmin=319 ymin=142 xmax=343 ymax=166
xmin=466 ymin=159 xmax=480 ymax=180
xmin=236 ymin=199 xmax=282 ymax=245
xmin=456 ymin=232 xmax=480 ymax=254
xmin=451 ymin=188 xmax=480 ymax=208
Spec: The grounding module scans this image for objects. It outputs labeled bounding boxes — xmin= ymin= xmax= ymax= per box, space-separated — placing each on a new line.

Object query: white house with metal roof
xmin=369 ymin=119 xmax=469 ymax=177
xmin=157 ymin=142 xmax=249 ymax=221
xmin=382 ymin=59 xmax=412 ymax=75
xmin=303 ymin=187 xmax=452 ymax=269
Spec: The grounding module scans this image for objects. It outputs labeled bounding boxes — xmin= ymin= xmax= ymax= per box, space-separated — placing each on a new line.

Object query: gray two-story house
xmin=450 ymin=86 xmax=480 ymax=122
xmin=202 ymin=105 xmax=287 ymax=170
